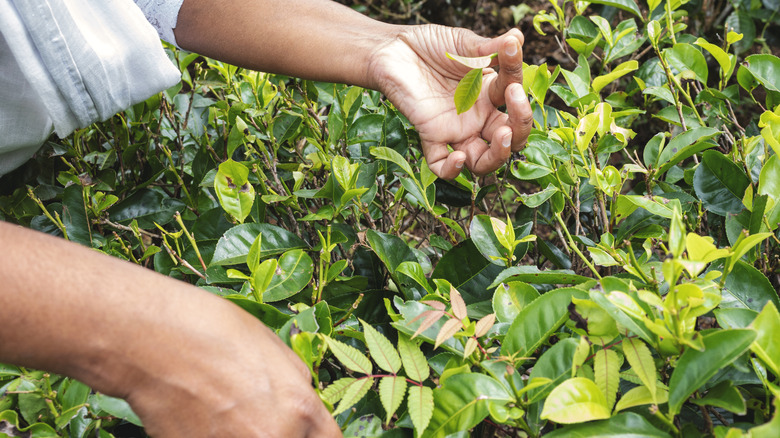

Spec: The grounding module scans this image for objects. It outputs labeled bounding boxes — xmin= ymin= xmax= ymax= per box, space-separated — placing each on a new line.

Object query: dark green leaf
xmin=264 ymin=249 xmax=314 ymax=302
xmin=743 ymin=55 xmax=780 ymax=92
xmin=693 ymin=150 xmax=750 ymax=216
xmin=502 ymin=288 xmax=588 ymax=356
xmin=489 ymin=266 xmax=589 ymax=288
xmin=211 ymin=223 xmax=307 ymax=266
xmin=543 ymin=412 xmax=671 ymax=437
xmin=425 ymin=373 xmax=513 ymax=437
xmin=668 ymin=329 xmax=756 ymax=416
xmin=720 ymin=260 xmax=780 ymax=312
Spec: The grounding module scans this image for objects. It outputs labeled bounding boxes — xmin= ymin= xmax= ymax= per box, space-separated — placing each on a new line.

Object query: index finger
xmin=484 ymin=30 xmax=525 ymax=108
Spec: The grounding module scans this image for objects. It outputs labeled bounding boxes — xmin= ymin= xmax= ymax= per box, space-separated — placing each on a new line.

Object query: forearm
xmin=0 ymin=221 xmax=250 ymax=398
xmin=175 ymin=0 xmax=401 ymax=89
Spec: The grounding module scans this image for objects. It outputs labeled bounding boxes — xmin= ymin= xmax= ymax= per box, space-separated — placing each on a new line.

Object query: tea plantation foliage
xmin=2 ymin=0 xmax=780 ymax=436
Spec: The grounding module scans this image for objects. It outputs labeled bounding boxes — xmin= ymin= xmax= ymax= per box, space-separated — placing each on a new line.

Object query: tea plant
xmin=1 ymin=0 xmax=780 ymax=436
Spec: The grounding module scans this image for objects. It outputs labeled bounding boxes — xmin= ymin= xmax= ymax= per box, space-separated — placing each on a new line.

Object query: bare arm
xmin=175 ymin=0 xmax=397 ymax=89
xmin=175 ymin=0 xmax=534 ymax=179
xmin=0 ymin=221 xmax=340 ymax=437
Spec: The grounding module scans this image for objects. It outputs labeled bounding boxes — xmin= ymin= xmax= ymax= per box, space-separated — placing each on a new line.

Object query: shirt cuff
xmin=133 ymin=0 xmax=185 ymax=48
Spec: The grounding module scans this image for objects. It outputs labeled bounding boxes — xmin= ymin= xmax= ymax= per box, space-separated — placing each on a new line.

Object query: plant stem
xmin=555 ymin=213 xmax=602 ymax=279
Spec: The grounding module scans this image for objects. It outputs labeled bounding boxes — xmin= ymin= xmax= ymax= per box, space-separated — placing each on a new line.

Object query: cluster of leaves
xmin=1 ymin=0 xmax=780 ymax=436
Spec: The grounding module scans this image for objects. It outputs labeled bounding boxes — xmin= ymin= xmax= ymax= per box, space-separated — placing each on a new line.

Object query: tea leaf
xmin=541 ymin=377 xmax=611 ymax=423
xmin=668 ymin=329 xmax=757 ymax=416
xmin=454 ymin=68 xmax=483 ymax=114
xmin=450 ymin=287 xmax=467 ymax=320
xmin=446 ymin=51 xmax=497 ymax=69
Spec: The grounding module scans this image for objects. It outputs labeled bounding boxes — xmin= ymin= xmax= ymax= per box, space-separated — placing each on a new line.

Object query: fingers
xmin=505 ymin=83 xmax=533 ymax=152
xmin=423 ymin=141 xmax=467 ymax=180
xmin=470 ymin=125 xmax=514 ymax=176
xmin=486 ymin=31 xmax=525 ymax=108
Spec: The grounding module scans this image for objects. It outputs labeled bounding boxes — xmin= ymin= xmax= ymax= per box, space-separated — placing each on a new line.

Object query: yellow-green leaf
xmin=361 ymin=319 xmax=401 ymax=373
xmin=622 ymin=338 xmax=658 ymax=401
xmin=379 ymin=376 xmax=407 ymax=425
xmin=408 ymin=385 xmax=434 ymax=435
xmin=594 ymin=348 xmax=621 ymax=410
xmin=398 ymin=334 xmax=430 ymax=382
xmin=446 ymin=51 xmax=497 ymax=69
xmin=454 ymin=68 xmax=483 ymax=114
xmin=592 ymin=61 xmax=638 ymax=93
xmin=541 ymin=377 xmax=612 ymax=424
xmin=326 ymin=336 xmax=372 ymax=375
xmin=614 ymin=385 xmax=669 ymax=412
xmin=333 ymin=378 xmax=374 ymax=416
xmin=321 ymin=377 xmax=356 ymax=406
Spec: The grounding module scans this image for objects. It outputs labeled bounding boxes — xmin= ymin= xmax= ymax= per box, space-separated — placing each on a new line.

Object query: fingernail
xmin=455 ymin=160 xmax=464 ymax=169
xmin=505 ymin=40 xmax=518 ymax=57
xmin=502 ymin=133 xmax=512 ymax=148
xmin=512 ymin=85 xmax=527 ymax=102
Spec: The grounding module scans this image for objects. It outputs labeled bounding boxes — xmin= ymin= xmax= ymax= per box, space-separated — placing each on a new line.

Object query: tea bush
xmin=1 ymin=0 xmax=779 ymax=436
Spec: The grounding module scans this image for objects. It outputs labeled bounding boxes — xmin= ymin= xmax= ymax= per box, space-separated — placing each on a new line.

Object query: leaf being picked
xmin=446 ymin=51 xmax=498 ymax=69
xmin=454 ymin=68 xmax=484 ymax=114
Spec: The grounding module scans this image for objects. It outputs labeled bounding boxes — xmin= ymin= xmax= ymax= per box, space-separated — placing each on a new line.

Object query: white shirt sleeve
xmin=133 ymin=0 xmax=185 ymax=48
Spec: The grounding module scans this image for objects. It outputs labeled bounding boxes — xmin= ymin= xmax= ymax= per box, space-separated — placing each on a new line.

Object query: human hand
xmin=369 ymin=25 xmax=534 ymax=179
xmin=123 ymin=299 xmax=342 ymax=437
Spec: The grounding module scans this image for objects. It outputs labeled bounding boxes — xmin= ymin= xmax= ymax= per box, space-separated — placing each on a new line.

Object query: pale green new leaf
xmin=360 ymin=319 xmax=401 ymax=373
xmin=379 ymin=376 xmax=407 ymax=425
xmin=398 ymin=335 xmax=430 ymax=382
xmin=333 ymin=378 xmax=374 ymax=416
xmin=729 ymin=233 xmax=773 ymax=272
xmin=408 ymin=385 xmax=434 ymax=435
xmin=594 ymin=348 xmax=621 ymax=410
xmin=592 ymin=60 xmax=638 ymax=93
xmin=541 ymin=377 xmax=611 ymax=424
xmin=370 ymin=146 xmax=415 ymax=177
xmin=446 ymin=52 xmax=497 ymax=69
xmin=326 ymin=336 xmax=372 ymax=375
xmin=321 ymin=377 xmax=356 ymax=406
xmin=622 ymin=338 xmax=657 ymax=401
xmin=572 ymin=336 xmax=591 ymax=378
xmin=454 ymin=68 xmax=483 ymax=114
xmin=614 ymin=386 xmax=669 ymax=412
